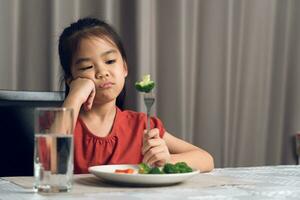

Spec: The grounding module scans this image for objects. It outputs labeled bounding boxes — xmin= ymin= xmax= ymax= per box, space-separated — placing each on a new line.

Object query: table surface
xmin=1 ymin=165 xmax=300 ymax=200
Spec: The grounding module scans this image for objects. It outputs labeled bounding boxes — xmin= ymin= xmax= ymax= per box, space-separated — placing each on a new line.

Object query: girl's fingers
xmin=154 ymin=160 xmax=165 ymax=167
xmin=142 ymin=129 xmax=164 ymax=155
xmin=142 ymin=128 xmax=169 ymax=165
xmin=144 ymin=151 xmax=170 ymax=166
xmin=83 ymin=102 xmax=89 ymax=111
xmin=147 ymin=152 xmax=168 ymax=166
xmin=86 ymin=88 xmax=96 ymax=110
xmin=83 ymin=86 xmax=96 ymax=111
xmin=142 ymin=138 xmax=164 ymax=155
xmin=143 ymin=128 xmax=160 ymax=140
xmin=69 ymin=77 xmax=97 ymax=108
xmin=142 ymin=146 xmax=166 ymax=164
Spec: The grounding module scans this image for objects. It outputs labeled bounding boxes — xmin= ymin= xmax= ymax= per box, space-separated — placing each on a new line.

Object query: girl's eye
xmin=105 ymin=60 xmax=116 ymax=65
xmin=79 ymin=66 xmax=93 ymax=70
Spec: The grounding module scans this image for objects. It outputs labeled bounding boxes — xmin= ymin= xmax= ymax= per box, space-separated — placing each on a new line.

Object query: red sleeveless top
xmin=74 ymin=107 xmax=165 ymax=174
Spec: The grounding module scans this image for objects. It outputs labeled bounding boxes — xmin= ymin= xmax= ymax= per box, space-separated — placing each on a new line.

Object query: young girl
xmin=58 ymin=17 xmax=214 ymax=174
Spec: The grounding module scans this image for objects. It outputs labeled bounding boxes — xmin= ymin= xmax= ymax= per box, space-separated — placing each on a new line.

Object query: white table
xmin=1 ymin=165 xmax=300 ymax=199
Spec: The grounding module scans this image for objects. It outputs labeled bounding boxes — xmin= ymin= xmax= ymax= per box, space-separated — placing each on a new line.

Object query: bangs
xmin=67 ymin=27 xmax=118 ymax=62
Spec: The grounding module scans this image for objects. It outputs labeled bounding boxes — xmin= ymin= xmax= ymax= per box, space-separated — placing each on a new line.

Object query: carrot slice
xmin=115 ymin=168 xmax=135 ymax=174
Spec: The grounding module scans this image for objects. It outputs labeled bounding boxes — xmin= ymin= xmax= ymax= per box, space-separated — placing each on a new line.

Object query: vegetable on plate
xmin=114 ymin=168 xmax=135 ymax=174
xmin=138 ymin=162 xmax=193 ymax=174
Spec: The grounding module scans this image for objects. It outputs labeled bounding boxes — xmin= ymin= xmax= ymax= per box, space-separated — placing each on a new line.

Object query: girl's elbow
xmin=201 ymin=152 xmax=214 ymax=172
xmin=207 ymin=153 xmax=215 ymax=172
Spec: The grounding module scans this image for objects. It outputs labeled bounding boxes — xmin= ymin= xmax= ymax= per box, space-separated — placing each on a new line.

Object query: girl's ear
xmin=123 ymin=62 xmax=128 ymax=77
xmin=66 ymin=77 xmax=72 ymax=86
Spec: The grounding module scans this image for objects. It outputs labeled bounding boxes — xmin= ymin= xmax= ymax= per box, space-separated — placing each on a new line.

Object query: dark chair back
xmin=0 ymin=90 xmax=64 ymax=176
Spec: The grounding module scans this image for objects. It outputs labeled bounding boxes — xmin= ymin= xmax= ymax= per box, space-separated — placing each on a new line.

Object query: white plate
xmin=88 ymin=164 xmax=200 ymax=186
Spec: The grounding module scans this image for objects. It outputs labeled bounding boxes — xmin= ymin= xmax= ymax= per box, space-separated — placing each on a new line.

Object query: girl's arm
xmin=163 ymin=132 xmax=214 ymax=172
xmin=142 ymin=129 xmax=214 ymax=172
xmin=63 ymin=78 xmax=96 ymax=129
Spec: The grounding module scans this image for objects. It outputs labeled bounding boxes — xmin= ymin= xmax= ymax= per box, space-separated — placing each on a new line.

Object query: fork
xmin=143 ymin=92 xmax=155 ymax=132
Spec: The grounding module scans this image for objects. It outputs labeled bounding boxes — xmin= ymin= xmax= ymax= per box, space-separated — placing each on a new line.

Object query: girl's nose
xmin=96 ymin=72 xmax=109 ymax=79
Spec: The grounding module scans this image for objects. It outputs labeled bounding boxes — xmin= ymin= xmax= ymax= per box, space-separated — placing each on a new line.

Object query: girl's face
xmin=70 ymin=36 xmax=128 ymax=105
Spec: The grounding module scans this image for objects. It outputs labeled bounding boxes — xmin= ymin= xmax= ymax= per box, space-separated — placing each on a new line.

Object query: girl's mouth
xmin=98 ymin=82 xmax=114 ymax=89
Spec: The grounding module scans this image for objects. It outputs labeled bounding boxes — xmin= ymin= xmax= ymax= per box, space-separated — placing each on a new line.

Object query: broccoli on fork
xmin=135 ymin=74 xmax=156 ymax=132
xmin=135 ymin=74 xmax=155 ymax=93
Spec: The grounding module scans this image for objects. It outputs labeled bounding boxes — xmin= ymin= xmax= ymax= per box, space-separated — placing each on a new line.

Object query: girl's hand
xmin=142 ymin=128 xmax=171 ymax=166
xmin=68 ymin=77 xmax=96 ymax=111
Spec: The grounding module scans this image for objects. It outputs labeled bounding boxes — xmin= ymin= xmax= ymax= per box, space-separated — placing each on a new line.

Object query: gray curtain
xmin=0 ymin=0 xmax=299 ymax=167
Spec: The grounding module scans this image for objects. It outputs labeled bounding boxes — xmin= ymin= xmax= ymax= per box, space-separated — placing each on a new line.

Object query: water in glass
xmin=34 ymin=133 xmax=73 ymax=192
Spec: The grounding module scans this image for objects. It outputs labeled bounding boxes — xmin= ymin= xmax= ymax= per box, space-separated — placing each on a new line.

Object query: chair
xmin=0 ymin=90 xmax=64 ymax=176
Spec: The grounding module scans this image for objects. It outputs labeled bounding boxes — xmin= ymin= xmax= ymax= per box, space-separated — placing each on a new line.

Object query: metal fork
xmin=144 ymin=92 xmax=155 ymax=132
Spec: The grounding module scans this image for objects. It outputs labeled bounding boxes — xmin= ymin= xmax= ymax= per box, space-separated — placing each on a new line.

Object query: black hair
xmin=58 ymin=17 xmax=126 ymax=109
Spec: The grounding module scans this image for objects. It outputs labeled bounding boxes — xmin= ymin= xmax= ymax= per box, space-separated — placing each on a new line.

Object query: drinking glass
xmin=34 ymin=107 xmax=74 ymax=192
xmin=296 ymin=133 xmax=300 ymax=165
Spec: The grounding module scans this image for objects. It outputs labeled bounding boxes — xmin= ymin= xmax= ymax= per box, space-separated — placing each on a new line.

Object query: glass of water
xmin=34 ymin=107 xmax=74 ymax=192
xmin=296 ymin=133 xmax=300 ymax=165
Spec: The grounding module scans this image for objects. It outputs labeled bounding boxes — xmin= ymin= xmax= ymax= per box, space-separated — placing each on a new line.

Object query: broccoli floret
xmin=148 ymin=167 xmax=164 ymax=174
xmin=175 ymin=162 xmax=193 ymax=173
xmin=163 ymin=163 xmax=180 ymax=174
xmin=138 ymin=163 xmax=151 ymax=174
xmin=138 ymin=163 xmax=163 ymax=174
xmin=135 ymin=74 xmax=155 ymax=93
xmin=138 ymin=162 xmax=193 ymax=174
xmin=163 ymin=162 xmax=193 ymax=173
